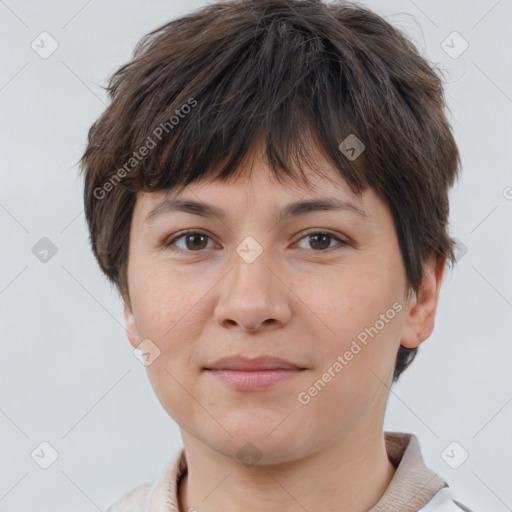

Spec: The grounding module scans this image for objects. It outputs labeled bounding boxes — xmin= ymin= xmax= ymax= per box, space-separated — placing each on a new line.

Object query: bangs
xmin=99 ymin=9 xmax=380 ymax=198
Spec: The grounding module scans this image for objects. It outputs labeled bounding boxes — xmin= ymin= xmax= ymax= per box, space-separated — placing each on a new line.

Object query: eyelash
xmin=162 ymin=229 xmax=348 ymax=254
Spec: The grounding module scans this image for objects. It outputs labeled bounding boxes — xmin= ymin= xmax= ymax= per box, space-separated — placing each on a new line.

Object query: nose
xmin=213 ymin=247 xmax=293 ymax=333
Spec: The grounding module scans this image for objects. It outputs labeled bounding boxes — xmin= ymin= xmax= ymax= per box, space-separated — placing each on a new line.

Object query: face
xmin=124 ymin=148 xmax=444 ymax=464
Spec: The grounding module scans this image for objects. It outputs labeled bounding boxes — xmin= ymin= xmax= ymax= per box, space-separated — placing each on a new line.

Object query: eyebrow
xmin=144 ymin=197 xmax=371 ymax=224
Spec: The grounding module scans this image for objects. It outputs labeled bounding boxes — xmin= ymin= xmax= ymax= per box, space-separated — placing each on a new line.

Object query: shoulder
xmin=419 ymin=487 xmax=475 ymax=512
xmin=106 ymin=481 xmax=153 ymax=512
xmin=105 ymin=447 xmax=186 ymax=512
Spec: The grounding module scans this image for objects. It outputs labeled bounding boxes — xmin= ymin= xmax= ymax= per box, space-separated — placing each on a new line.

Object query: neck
xmin=178 ymin=426 xmax=396 ymax=512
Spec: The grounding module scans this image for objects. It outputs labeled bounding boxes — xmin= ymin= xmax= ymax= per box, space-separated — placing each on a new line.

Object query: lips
xmin=204 ymin=355 xmax=305 ymax=371
xmin=204 ymin=355 xmax=306 ymax=391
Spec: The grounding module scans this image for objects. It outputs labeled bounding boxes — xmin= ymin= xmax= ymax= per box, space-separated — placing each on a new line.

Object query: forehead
xmin=138 ymin=154 xmax=365 ymax=214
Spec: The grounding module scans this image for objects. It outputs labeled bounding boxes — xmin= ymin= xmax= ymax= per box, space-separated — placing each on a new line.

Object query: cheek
xmin=298 ymin=265 xmax=398 ymax=343
xmin=134 ymin=267 xmax=214 ymax=427
xmin=130 ymin=264 xmax=210 ymax=390
xmin=132 ymin=262 xmax=209 ymax=337
xmin=295 ymin=266 xmax=404 ymax=395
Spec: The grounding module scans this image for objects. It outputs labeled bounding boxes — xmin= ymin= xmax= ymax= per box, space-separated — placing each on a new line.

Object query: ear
xmin=400 ymin=256 xmax=447 ymax=349
xmin=124 ymin=300 xmax=142 ymax=349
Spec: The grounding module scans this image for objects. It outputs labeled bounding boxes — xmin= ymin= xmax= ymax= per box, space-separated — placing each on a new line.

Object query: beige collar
xmin=119 ymin=431 xmax=448 ymax=511
xmin=368 ymin=432 xmax=447 ymax=511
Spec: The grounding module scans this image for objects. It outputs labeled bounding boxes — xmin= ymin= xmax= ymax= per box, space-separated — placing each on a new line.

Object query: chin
xmin=214 ymin=438 xmax=302 ymax=467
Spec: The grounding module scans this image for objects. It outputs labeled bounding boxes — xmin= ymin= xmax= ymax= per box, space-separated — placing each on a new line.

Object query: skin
xmin=123 ymin=144 xmax=446 ymax=512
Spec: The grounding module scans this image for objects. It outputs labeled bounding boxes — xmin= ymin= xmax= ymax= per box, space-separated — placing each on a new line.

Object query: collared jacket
xmin=108 ymin=432 xmax=473 ymax=512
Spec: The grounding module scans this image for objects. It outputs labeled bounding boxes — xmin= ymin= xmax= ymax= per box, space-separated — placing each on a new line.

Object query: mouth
xmin=204 ymin=368 xmax=306 ymax=391
xmin=203 ymin=355 xmax=307 ymax=391
xmin=204 ymin=355 xmax=307 ymax=372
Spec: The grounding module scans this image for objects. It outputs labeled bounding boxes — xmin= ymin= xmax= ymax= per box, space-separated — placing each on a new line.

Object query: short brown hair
xmin=79 ymin=0 xmax=461 ymax=382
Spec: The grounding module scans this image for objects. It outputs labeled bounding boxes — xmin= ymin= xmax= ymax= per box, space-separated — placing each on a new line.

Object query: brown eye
xmin=164 ymin=230 xmax=213 ymax=252
xmin=295 ymin=230 xmax=347 ymax=252
xmin=308 ymin=233 xmax=332 ymax=250
xmin=183 ymin=233 xmax=209 ymax=250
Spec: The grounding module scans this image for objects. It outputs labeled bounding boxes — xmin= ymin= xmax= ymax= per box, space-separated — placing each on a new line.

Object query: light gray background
xmin=1 ymin=0 xmax=511 ymax=510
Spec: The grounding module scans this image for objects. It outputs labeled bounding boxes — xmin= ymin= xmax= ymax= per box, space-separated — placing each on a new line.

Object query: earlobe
xmin=124 ymin=302 xmax=141 ymax=349
xmin=400 ymin=256 xmax=447 ymax=349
